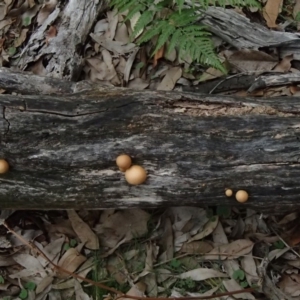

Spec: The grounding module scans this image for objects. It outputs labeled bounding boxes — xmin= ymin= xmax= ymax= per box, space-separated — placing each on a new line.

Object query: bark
xmin=199 ymin=6 xmax=300 ymax=59
xmin=15 ymin=0 xmax=107 ymax=80
xmin=0 ymin=84 xmax=300 ymax=211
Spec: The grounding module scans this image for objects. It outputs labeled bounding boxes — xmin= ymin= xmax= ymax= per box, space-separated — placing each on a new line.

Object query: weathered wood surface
xmin=199 ymin=6 xmax=300 ymax=59
xmin=15 ymin=0 xmax=106 ymax=80
xmin=0 ymin=85 xmax=300 ymax=210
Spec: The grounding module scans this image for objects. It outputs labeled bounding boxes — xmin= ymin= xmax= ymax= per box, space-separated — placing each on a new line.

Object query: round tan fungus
xmin=0 ymin=159 xmax=9 ymax=174
xmin=225 ymin=189 xmax=233 ymax=197
xmin=116 ymin=154 xmax=132 ymax=172
xmin=235 ymin=190 xmax=249 ymax=203
xmin=125 ymin=165 xmax=147 ymax=185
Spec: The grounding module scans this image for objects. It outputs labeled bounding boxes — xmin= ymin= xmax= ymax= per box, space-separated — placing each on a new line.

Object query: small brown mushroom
xmin=0 ymin=159 xmax=9 ymax=174
xmin=116 ymin=154 xmax=132 ymax=172
xmin=125 ymin=165 xmax=147 ymax=185
xmin=225 ymin=189 xmax=233 ymax=197
xmin=235 ymin=190 xmax=249 ymax=203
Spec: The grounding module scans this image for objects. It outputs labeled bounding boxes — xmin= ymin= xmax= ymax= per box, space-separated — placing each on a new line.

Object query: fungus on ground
xmin=225 ymin=189 xmax=233 ymax=197
xmin=0 ymin=159 xmax=9 ymax=174
xmin=116 ymin=154 xmax=132 ymax=172
xmin=235 ymin=190 xmax=249 ymax=203
xmin=125 ymin=165 xmax=147 ymax=185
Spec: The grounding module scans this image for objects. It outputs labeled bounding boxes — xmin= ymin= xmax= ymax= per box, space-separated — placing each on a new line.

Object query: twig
xmin=3 ymin=222 xmax=256 ymax=300
xmin=270 ymin=227 xmax=300 ymax=259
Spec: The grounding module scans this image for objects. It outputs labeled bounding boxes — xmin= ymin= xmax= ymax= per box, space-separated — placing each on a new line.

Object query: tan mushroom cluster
xmin=225 ymin=188 xmax=249 ymax=203
xmin=116 ymin=154 xmax=147 ymax=185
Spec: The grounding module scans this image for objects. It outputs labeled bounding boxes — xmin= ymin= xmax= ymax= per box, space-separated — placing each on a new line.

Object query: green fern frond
xmin=175 ymin=0 xmax=185 ymax=12
xmin=109 ymin=0 xmax=259 ymax=73
xmin=152 ymin=23 xmax=176 ymax=54
xmin=123 ymin=4 xmax=146 ymax=22
xmin=131 ymin=10 xmax=154 ymax=38
xmin=182 ymin=25 xmax=210 ymax=34
xmin=117 ymin=1 xmax=135 ymax=14
xmin=168 ymin=9 xmax=197 ymax=26
xmin=111 ymin=0 xmax=134 ymax=13
xmin=137 ymin=20 xmax=168 ymax=44
xmin=167 ymin=30 xmax=182 ymax=54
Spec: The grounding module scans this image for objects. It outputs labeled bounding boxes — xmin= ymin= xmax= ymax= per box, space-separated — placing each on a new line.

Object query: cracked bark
xmin=0 ymin=85 xmax=300 ymax=211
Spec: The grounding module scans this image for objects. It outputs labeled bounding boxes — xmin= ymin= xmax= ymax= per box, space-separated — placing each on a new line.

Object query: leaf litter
xmin=1 ymin=1 xmax=300 ymax=300
xmin=0 ymin=208 xmax=299 ymax=299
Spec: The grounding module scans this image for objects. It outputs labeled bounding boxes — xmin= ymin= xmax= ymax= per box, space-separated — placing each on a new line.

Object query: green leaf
xmin=19 ymin=289 xmax=28 ymax=300
xmin=25 ymin=281 xmax=36 ymax=291
xmin=22 ymin=16 xmax=31 ymax=27
xmin=170 ymin=258 xmax=181 ymax=269
xmin=8 ymin=47 xmax=16 ymax=57
xmin=135 ymin=62 xmax=144 ymax=69
xmin=0 ymin=275 xmax=4 ymax=284
xmin=296 ymin=12 xmax=300 ymax=21
xmin=240 ymin=280 xmax=249 ymax=288
xmin=63 ymin=243 xmax=70 ymax=251
xmin=232 ymin=269 xmax=245 ymax=281
xmin=273 ymin=240 xmax=285 ymax=249
xmin=70 ymin=239 xmax=77 ymax=247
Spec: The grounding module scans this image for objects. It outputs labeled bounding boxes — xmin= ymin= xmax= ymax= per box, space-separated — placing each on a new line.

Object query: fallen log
xmin=0 ymin=77 xmax=300 ymax=211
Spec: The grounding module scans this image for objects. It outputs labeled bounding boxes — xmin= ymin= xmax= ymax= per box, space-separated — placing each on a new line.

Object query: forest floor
xmin=1 ymin=0 xmax=300 ymax=299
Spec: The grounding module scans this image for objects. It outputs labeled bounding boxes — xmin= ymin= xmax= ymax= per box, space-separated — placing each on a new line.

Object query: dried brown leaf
xmin=157 ymin=67 xmax=182 ymax=91
xmin=128 ymin=78 xmax=149 ymax=90
xmin=213 ymin=221 xmax=228 ymax=244
xmin=14 ymin=28 xmax=28 ymax=47
xmin=36 ymin=276 xmax=53 ymax=294
xmin=278 ymin=274 xmax=300 ymax=296
xmin=37 ymin=0 xmax=57 ymax=25
xmin=90 ymin=33 xmax=137 ymax=54
xmin=106 ymin=9 xmax=118 ymax=40
xmin=204 ymin=239 xmax=254 ymax=260
xmin=115 ymin=22 xmax=129 ymax=43
xmin=67 ymin=210 xmax=99 ymax=250
xmin=226 ymin=49 xmax=277 ymax=72
xmin=188 ymin=216 xmax=219 ymax=243
xmin=7 ymin=0 xmax=28 ymax=17
xmin=57 ymin=248 xmax=87 ymax=279
xmin=119 ymin=283 xmax=146 ymax=300
xmin=45 ymin=25 xmax=57 ymax=45
xmin=94 ymin=209 xmax=150 ymax=249
xmin=179 ymin=268 xmax=227 ymax=281
xmin=241 ymin=256 xmax=259 ymax=286
xmin=223 ymin=279 xmax=255 ymax=299
xmin=13 ymin=253 xmax=46 ymax=277
xmin=153 ymin=45 xmax=164 ymax=68
xmin=262 ymin=0 xmax=283 ymax=28
xmin=274 ymin=54 xmax=293 ymax=73
xmin=181 ymin=241 xmax=213 ymax=254
xmin=124 ymin=48 xmax=139 ymax=82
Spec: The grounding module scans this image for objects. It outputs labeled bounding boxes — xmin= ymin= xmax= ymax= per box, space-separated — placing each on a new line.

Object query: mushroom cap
xmin=116 ymin=154 xmax=132 ymax=172
xmin=0 ymin=159 xmax=9 ymax=174
xmin=225 ymin=189 xmax=233 ymax=197
xmin=125 ymin=165 xmax=147 ymax=185
xmin=235 ymin=190 xmax=249 ymax=203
